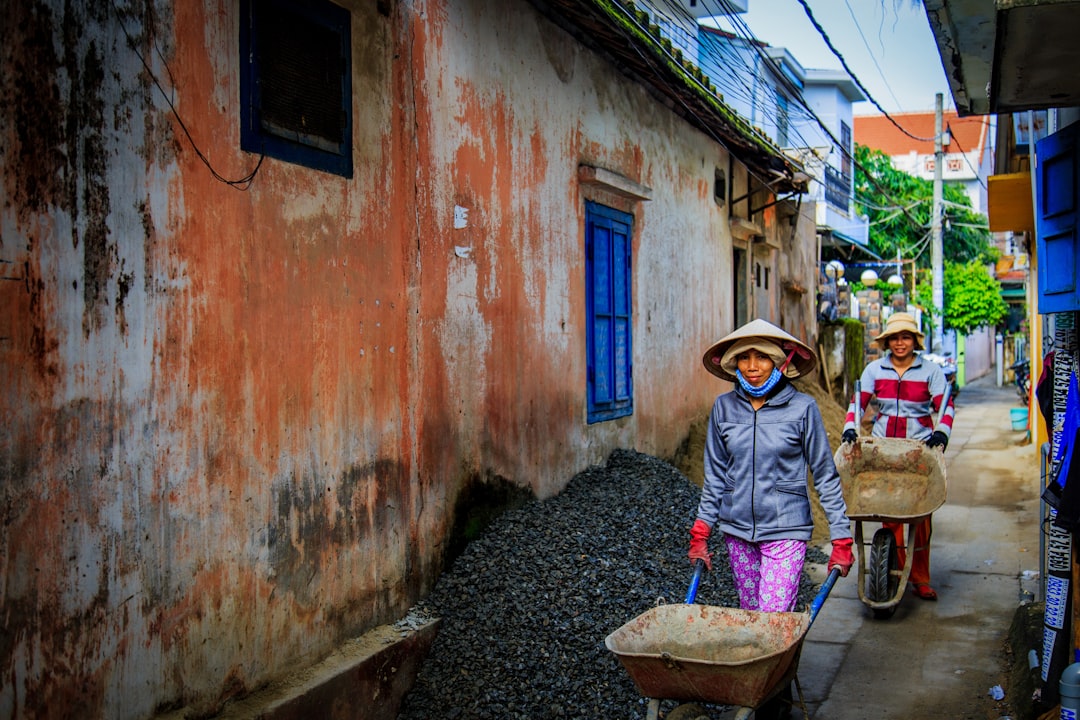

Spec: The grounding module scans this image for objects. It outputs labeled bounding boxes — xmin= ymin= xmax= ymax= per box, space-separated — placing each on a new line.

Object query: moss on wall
xmin=842 ymin=318 xmax=865 ymax=394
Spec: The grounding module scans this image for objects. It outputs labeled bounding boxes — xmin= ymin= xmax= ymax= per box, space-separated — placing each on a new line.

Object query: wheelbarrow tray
xmin=834 ymin=436 xmax=947 ymax=521
xmin=604 ymin=603 xmax=808 ymax=708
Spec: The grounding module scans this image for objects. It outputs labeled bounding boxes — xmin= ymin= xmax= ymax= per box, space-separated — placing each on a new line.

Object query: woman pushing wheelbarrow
xmin=606 ymin=321 xmax=852 ymax=719
xmin=841 ymin=312 xmax=954 ymax=603
xmin=687 ymin=319 xmax=855 ymax=718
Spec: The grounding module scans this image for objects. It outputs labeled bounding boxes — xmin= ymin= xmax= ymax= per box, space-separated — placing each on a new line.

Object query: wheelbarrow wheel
xmin=755 ymin=683 xmax=793 ymax=720
xmin=665 ymin=702 xmax=710 ymax=720
xmin=868 ymin=527 xmax=899 ymax=619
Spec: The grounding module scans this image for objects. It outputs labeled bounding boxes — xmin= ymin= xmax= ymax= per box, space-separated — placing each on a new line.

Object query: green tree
xmin=854 ymin=144 xmax=1007 ymax=335
xmin=854 ymin=144 xmax=991 ymax=267
xmin=943 ymin=260 xmax=1009 ymax=335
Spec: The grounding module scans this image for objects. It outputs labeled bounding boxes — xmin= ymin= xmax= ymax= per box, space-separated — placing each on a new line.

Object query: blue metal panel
xmin=1036 ymin=122 xmax=1080 ymax=313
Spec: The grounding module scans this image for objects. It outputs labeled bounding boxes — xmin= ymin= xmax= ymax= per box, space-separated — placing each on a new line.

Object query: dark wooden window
xmin=776 ymin=92 xmax=789 ymax=147
xmin=240 ymin=0 xmax=353 ymax=177
xmin=840 ymin=121 xmax=852 ymax=177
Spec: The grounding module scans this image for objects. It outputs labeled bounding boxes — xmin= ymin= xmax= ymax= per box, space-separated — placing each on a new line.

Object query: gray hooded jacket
xmin=697 ymin=381 xmax=851 ymax=543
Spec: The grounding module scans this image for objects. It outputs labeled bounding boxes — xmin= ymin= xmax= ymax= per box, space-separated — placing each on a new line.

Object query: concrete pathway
xmin=784 ymin=374 xmax=1041 ymax=719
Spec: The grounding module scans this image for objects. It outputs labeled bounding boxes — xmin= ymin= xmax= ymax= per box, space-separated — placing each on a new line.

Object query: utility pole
xmin=931 ymin=93 xmax=944 ymax=352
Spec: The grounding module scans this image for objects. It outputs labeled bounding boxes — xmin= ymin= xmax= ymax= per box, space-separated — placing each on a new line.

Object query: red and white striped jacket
xmin=844 ymin=354 xmax=955 ymax=440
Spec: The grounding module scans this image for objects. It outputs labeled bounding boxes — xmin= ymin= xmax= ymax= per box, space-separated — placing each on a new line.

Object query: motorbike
xmin=922 ymin=352 xmax=960 ymax=402
xmin=1010 ymin=358 xmax=1030 ymax=403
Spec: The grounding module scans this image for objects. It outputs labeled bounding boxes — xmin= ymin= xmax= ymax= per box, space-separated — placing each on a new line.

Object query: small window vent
xmin=240 ymin=0 xmax=353 ymax=177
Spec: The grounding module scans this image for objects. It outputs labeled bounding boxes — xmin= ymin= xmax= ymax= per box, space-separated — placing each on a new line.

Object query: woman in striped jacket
xmin=842 ymin=312 xmax=954 ymax=600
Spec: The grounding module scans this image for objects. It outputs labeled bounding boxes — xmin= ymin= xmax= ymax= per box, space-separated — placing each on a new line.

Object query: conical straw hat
xmin=702 ymin=318 xmax=817 ymax=382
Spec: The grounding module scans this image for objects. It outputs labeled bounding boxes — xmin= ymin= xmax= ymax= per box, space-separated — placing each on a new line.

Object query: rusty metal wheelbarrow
xmin=605 ymin=563 xmax=840 ymax=719
xmin=833 ymin=436 xmax=947 ymax=619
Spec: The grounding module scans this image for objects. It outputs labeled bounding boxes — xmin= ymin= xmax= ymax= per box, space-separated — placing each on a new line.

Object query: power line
xmin=854 ymin=196 xmax=928 ymax=213
xmin=700 ymin=0 xmax=927 ymax=233
xmin=608 ymin=2 xmax=821 ymax=196
xmin=110 ymin=1 xmax=264 ymax=190
xmin=792 ymin=0 xmax=936 ymax=143
xmin=843 ymin=0 xmax=903 ymax=111
xmin=945 ymin=122 xmax=989 ymax=191
xmin=622 ymin=0 xmax=928 ymax=237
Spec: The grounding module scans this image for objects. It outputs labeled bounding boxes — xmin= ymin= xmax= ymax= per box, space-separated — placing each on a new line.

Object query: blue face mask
xmin=736 ymin=367 xmax=782 ymax=397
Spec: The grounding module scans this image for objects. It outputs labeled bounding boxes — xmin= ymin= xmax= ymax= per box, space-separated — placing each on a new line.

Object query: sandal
xmin=913 ymin=583 xmax=938 ymax=601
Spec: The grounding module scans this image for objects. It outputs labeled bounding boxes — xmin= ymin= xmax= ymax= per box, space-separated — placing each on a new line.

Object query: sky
xmin=707 ymin=0 xmax=954 ymax=116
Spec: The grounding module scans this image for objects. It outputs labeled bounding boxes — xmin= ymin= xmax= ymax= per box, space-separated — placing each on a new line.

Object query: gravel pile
xmin=399 ymin=449 xmax=828 ymax=720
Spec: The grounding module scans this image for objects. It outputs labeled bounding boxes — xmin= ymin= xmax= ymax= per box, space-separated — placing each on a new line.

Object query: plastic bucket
xmin=1011 ymin=407 xmax=1029 ymax=431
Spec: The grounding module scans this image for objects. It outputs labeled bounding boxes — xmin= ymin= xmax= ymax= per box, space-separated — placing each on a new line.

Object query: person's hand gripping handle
xmin=688 ymin=519 xmax=712 ymax=571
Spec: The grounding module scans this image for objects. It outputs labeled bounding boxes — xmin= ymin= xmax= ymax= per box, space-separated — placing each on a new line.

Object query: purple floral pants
xmin=724 ymin=535 xmax=807 ymax=612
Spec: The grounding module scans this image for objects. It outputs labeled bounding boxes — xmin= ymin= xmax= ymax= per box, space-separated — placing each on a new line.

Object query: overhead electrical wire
xmin=843 ymin=0 xmax=904 ymax=111
xmin=854 ymin=196 xmax=927 ymax=214
xmin=905 ymin=229 xmax=934 ymax=261
xmin=697 ymin=0 xmax=928 ymax=233
xmin=635 ymin=0 xmax=831 ymax=162
xmin=791 ymin=0 xmax=937 ymax=143
xmin=864 ymin=203 xmax=927 ymax=227
xmin=606 ymin=2 xmax=826 ymax=199
xmin=636 ymin=0 xmax=822 ymax=158
xmin=607 ymin=0 xmax=949 ymax=240
xmin=945 ymin=122 xmax=990 ymax=191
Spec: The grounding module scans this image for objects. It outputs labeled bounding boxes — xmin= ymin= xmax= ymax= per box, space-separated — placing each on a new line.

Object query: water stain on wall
xmin=267 ymin=459 xmax=409 ymax=602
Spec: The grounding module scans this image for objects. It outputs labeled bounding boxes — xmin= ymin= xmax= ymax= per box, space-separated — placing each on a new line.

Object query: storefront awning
xmin=819 ymin=230 xmax=882 ymax=261
xmin=988 ymin=172 xmax=1034 ymax=234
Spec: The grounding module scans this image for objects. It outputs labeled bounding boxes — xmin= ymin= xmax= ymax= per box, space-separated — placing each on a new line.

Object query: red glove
xmin=828 ymin=538 xmax=854 ymax=577
xmin=688 ymin=519 xmax=712 ymax=571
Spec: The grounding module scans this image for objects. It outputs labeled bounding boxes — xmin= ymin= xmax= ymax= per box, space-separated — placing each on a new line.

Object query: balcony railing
xmin=825 ymin=165 xmax=851 ymax=211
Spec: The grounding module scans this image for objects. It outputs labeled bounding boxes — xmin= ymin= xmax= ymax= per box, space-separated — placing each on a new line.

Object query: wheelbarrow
xmin=833 ymin=436 xmax=947 ymax=619
xmin=605 ymin=562 xmax=841 ymax=720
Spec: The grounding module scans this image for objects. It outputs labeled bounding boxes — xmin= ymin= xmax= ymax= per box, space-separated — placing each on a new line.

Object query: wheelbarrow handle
xmin=685 ymin=559 xmax=706 ymax=604
xmin=809 ymin=567 xmax=842 ymax=625
xmin=686 ymin=562 xmax=840 ymax=616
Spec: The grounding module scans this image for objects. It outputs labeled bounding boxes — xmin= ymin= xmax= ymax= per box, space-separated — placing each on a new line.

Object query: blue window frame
xmin=586 ymin=202 xmax=633 ymax=423
xmin=240 ymin=0 xmax=353 ymax=177
xmin=1036 ymin=121 xmax=1080 ymax=313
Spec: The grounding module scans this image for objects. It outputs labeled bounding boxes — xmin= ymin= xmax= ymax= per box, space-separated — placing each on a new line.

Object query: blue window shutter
xmin=586 ymin=202 xmax=633 ymax=423
xmin=592 ymin=223 xmax=614 ymax=406
xmin=1037 ymin=122 xmax=1080 ymax=313
xmin=613 ymin=225 xmax=631 ymax=401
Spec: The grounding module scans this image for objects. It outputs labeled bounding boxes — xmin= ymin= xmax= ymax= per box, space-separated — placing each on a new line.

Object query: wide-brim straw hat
xmin=874 ymin=312 xmax=925 ymax=351
xmin=702 ymin=318 xmax=817 ymax=382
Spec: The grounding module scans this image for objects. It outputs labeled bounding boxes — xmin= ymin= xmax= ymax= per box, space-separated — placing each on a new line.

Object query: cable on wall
xmin=111 ymin=1 xmax=264 ymax=190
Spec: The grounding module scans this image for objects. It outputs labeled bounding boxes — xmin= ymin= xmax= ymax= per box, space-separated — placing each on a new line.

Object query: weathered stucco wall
xmin=410 ymin=0 xmax=746 ymax=500
xmin=0 ymin=0 xmax=779 ymax=717
xmin=2 ymin=1 xmax=427 ymax=717
xmin=775 ymin=200 xmax=821 ymax=347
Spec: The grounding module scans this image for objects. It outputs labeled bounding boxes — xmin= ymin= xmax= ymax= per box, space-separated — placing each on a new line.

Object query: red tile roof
xmin=854 ymin=112 xmax=990 ymax=165
xmin=997 ymin=269 xmax=1028 ymax=282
